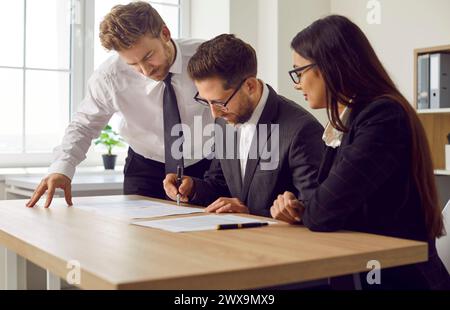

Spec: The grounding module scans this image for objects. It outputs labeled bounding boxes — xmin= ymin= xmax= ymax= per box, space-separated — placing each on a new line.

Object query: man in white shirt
xmin=27 ymin=1 xmax=213 ymax=208
xmin=163 ymin=34 xmax=324 ymax=217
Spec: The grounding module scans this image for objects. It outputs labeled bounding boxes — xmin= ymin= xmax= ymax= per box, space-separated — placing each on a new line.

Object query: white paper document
xmin=132 ymin=214 xmax=277 ymax=232
xmin=75 ymin=200 xmax=203 ymax=221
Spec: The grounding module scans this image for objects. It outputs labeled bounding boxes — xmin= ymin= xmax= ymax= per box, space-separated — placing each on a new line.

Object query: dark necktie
xmin=163 ymin=72 xmax=184 ymax=175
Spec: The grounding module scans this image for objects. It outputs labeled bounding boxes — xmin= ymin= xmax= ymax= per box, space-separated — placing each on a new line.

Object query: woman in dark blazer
xmin=271 ymin=15 xmax=450 ymax=290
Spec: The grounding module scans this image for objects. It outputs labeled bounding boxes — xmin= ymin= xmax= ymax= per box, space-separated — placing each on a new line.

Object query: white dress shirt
xmin=49 ymin=39 xmax=214 ymax=179
xmin=237 ymin=82 xmax=269 ymax=182
xmin=322 ymin=106 xmax=350 ymax=148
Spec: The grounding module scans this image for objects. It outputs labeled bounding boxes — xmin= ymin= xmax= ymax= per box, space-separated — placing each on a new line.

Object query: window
xmin=0 ymin=0 xmax=189 ymax=167
xmin=0 ymin=0 xmax=72 ymax=155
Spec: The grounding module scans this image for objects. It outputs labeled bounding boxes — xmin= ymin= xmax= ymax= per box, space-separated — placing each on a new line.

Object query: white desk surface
xmin=5 ymin=174 xmax=124 ymax=191
xmin=0 ymin=166 xmax=124 ymax=182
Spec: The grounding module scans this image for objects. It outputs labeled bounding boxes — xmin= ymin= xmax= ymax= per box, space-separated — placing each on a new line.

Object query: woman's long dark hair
xmin=291 ymin=15 xmax=444 ymax=239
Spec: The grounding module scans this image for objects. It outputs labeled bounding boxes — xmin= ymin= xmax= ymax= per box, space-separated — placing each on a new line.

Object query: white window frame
xmin=0 ymin=0 xmax=190 ymax=169
xmin=0 ymin=0 xmax=75 ymax=168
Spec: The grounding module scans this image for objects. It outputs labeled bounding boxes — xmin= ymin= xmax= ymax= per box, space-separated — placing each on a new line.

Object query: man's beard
xmin=235 ymin=97 xmax=255 ymax=124
xmin=160 ymin=43 xmax=173 ymax=77
xmin=154 ymin=43 xmax=173 ymax=80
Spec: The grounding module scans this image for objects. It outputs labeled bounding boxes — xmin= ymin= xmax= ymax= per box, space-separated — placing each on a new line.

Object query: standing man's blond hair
xmin=100 ymin=1 xmax=165 ymax=51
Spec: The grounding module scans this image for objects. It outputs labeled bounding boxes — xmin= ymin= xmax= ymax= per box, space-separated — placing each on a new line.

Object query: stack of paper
xmin=132 ymin=214 xmax=277 ymax=232
xmin=75 ymin=200 xmax=203 ymax=221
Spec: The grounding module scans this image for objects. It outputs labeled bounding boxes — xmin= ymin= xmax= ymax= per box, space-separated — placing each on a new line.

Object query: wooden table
xmin=0 ymin=195 xmax=428 ymax=290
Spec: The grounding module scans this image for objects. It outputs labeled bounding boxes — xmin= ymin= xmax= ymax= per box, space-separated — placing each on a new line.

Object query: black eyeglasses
xmin=194 ymin=79 xmax=247 ymax=110
xmin=288 ymin=64 xmax=317 ymax=84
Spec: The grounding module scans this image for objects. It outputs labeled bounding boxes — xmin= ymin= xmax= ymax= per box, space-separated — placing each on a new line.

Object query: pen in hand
xmin=176 ymin=165 xmax=182 ymax=206
xmin=217 ymin=222 xmax=269 ymax=230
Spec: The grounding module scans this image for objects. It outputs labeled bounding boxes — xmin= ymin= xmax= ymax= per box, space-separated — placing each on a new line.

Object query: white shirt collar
xmin=142 ymin=40 xmax=182 ymax=93
xmin=322 ymin=107 xmax=350 ymax=148
xmin=238 ymin=82 xmax=269 ymax=181
xmin=169 ymin=39 xmax=182 ymax=75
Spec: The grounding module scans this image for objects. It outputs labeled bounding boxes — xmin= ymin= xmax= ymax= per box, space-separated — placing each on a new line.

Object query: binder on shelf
xmin=430 ymin=53 xmax=450 ymax=109
xmin=417 ymin=54 xmax=430 ymax=110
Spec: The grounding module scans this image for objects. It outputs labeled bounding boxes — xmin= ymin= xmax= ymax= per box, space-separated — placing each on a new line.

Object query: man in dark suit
xmin=163 ymin=34 xmax=324 ymax=217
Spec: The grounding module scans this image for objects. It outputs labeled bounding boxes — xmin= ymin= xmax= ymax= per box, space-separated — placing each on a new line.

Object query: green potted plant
xmin=94 ymin=125 xmax=125 ymax=170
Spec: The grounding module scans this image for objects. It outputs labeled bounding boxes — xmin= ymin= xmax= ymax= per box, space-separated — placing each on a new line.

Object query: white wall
xmin=229 ymin=0 xmax=277 ymax=89
xmin=330 ymin=0 xmax=450 ymax=104
xmin=190 ymin=0 xmax=230 ymax=40
xmin=229 ymin=0 xmax=258 ymax=49
xmin=257 ymin=0 xmax=279 ymax=90
xmin=277 ymin=0 xmax=330 ymax=124
xmin=190 ymin=0 xmax=274 ymax=88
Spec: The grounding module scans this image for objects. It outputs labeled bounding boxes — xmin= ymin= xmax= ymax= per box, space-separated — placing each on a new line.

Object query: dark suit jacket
xmin=190 ymin=85 xmax=324 ymax=217
xmin=302 ymin=98 xmax=450 ymax=290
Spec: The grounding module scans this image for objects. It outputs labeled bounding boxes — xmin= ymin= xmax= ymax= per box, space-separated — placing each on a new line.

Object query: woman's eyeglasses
xmin=288 ymin=64 xmax=317 ymax=84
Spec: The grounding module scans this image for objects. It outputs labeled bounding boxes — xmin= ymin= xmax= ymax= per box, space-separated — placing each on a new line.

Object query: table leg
xmin=0 ymin=246 xmax=5 ymax=289
xmin=352 ymin=273 xmax=362 ymax=290
xmin=3 ymin=248 xmax=27 ymax=290
xmin=46 ymin=270 xmax=61 ymax=290
xmin=330 ymin=273 xmax=362 ymax=290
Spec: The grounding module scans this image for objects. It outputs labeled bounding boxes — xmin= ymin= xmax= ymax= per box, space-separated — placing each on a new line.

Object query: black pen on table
xmin=217 ymin=222 xmax=269 ymax=230
xmin=176 ymin=165 xmax=182 ymax=206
